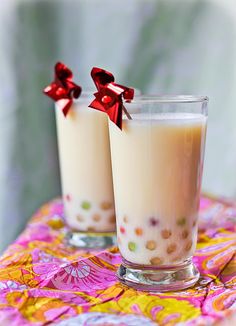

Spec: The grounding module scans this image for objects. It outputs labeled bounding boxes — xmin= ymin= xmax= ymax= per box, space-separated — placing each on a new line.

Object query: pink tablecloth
xmin=0 ymin=195 xmax=235 ymax=325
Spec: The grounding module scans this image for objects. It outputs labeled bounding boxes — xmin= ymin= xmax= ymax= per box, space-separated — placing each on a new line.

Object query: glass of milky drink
xmin=55 ymin=92 xmax=116 ymax=248
xmin=109 ymin=95 xmax=208 ymax=291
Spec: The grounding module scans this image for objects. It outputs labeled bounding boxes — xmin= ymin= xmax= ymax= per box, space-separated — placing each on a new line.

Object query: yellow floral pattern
xmin=0 ymin=195 xmax=235 ymax=325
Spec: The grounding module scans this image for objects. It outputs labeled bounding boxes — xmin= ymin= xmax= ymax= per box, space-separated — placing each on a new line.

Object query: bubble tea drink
xmin=109 ymin=96 xmax=208 ymax=291
xmin=55 ymin=97 xmax=116 ymax=244
xmin=44 ymin=63 xmax=116 ymax=248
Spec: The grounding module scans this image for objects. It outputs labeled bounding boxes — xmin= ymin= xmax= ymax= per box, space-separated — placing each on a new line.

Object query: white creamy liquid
xmin=56 ymin=102 xmax=115 ymax=232
xmin=109 ymin=112 xmax=207 ymax=265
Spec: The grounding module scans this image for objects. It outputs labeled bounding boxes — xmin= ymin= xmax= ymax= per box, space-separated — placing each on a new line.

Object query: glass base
xmin=66 ymin=230 xmax=116 ymax=249
xmin=117 ymin=258 xmax=199 ymax=292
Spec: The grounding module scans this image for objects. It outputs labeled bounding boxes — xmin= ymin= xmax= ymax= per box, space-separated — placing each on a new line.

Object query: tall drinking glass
xmin=55 ymin=93 xmax=116 ymax=248
xmin=109 ymin=95 xmax=208 ymax=291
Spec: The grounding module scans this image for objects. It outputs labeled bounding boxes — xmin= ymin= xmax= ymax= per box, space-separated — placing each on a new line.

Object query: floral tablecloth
xmin=0 ymin=195 xmax=235 ymax=326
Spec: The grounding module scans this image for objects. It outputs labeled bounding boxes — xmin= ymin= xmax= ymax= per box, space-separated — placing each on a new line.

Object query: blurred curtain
xmin=0 ymin=0 xmax=236 ymax=251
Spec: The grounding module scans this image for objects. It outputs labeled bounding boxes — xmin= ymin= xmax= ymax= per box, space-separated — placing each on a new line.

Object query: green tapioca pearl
xmin=177 ymin=217 xmax=186 ymax=226
xmin=81 ymin=201 xmax=91 ymax=210
xmin=128 ymin=242 xmax=137 ymax=252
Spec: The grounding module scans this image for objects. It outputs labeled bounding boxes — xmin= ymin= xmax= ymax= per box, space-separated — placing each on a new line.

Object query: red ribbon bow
xmin=43 ymin=62 xmax=82 ymax=117
xmin=89 ymin=67 xmax=134 ymax=129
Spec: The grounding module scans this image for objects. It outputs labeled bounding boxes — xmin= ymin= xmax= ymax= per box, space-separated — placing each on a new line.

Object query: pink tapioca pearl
xmin=120 ymin=226 xmax=125 ymax=234
xmin=65 ymin=194 xmax=71 ymax=202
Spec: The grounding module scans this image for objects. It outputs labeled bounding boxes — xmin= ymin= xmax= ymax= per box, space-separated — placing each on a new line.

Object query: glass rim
xmin=125 ymin=95 xmax=209 ymax=104
xmin=80 ymin=87 xmax=141 ymax=96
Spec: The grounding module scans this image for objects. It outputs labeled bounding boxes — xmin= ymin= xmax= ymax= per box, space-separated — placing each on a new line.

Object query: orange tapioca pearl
xmin=150 ymin=257 xmax=163 ymax=265
xmin=92 ymin=214 xmax=101 ymax=222
xmin=161 ymin=229 xmax=172 ymax=239
xmin=166 ymin=243 xmax=177 ymax=254
xmin=182 ymin=229 xmax=189 ymax=239
xmin=135 ymin=228 xmax=143 ymax=236
xmin=100 ymin=201 xmax=112 ymax=210
xmin=146 ymin=240 xmax=157 ymax=250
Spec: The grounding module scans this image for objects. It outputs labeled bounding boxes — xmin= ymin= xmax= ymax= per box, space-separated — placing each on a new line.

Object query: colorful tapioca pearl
xmin=185 ymin=240 xmax=193 ymax=251
xmin=135 ymin=228 xmax=143 ymax=236
xmin=109 ymin=214 xmax=116 ymax=223
xmin=177 ymin=217 xmax=186 ymax=226
xmin=76 ymin=215 xmax=84 ymax=222
xmin=123 ymin=216 xmax=128 ymax=223
xmin=128 ymin=242 xmax=137 ymax=252
xmin=65 ymin=194 xmax=71 ymax=202
xmin=146 ymin=240 xmax=157 ymax=250
xmin=166 ymin=243 xmax=177 ymax=254
xmin=161 ymin=229 xmax=172 ymax=239
xmin=181 ymin=229 xmax=189 ymax=239
xmin=149 ymin=217 xmax=159 ymax=227
xmin=100 ymin=201 xmax=112 ymax=210
xmin=87 ymin=226 xmax=96 ymax=232
xmin=120 ymin=226 xmax=125 ymax=234
xmin=92 ymin=214 xmax=101 ymax=222
xmin=150 ymin=256 xmax=163 ymax=265
xmin=81 ymin=201 xmax=91 ymax=210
